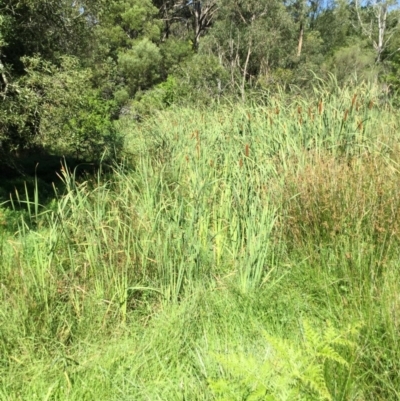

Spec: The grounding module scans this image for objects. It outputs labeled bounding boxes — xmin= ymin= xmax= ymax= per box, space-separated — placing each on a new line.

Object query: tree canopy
xmin=1 ymin=0 xmax=399 ymax=159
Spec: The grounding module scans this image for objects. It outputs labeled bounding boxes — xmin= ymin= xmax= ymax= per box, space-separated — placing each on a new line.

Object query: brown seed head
xmin=351 ymin=94 xmax=357 ymax=108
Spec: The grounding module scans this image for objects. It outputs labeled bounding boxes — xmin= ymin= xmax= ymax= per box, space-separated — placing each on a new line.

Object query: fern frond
xmin=209 ymin=320 xmax=360 ymax=401
xmin=301 ymin=364 xmax=332 ymax=401
xmin=318 ymin=345 xmax=349 ymax=366
xmin=303 ymin=320 xmax=322 ymax=350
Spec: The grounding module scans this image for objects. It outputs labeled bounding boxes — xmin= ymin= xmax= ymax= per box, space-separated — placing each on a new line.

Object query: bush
xmin=0 ymin=55 xmax=119 ymax=160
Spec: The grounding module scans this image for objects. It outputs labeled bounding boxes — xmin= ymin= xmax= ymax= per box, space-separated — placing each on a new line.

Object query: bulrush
xmin=318 ymin=100 xmax=323 ymax=115
xmin=308 ymin=107 xmax=314 ymax=121
xmin=298 ymin=106 xmax=303 ymax=124
xmin=191 ymin=130 xmax=201 ymax=158
xmin=351 ymin=94 xmax=357 ymax=109
xmin=245 ymin=143 xmax=250 ymax=158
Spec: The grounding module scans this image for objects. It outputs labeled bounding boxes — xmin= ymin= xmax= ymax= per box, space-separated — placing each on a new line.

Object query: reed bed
xmin=1 ymin=85 xmax=400 ymax=400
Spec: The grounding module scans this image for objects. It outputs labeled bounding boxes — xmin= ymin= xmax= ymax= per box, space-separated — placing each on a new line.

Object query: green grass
xmin=1 ymin=84 xmax=400 ymax=399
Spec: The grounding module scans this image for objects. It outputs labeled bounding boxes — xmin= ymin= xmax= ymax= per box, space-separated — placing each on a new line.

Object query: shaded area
xmin=0 ymin=149 xmax=103 ymax=207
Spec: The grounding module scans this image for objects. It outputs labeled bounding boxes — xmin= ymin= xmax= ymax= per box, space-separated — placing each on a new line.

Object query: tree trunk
xmin=297 ymin=21 xmax=304 ymax=57
xmin=376 ymin=3 xmax=387 ymax=62
xmin=242 ymin=43 xmax=251 ymax=102
xmin=191 ymin=0 xmax=218 ymax=50
xmin=0 ymin=58 xmax=9 ymax=98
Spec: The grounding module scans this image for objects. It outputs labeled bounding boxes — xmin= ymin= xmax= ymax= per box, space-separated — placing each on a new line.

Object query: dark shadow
xmin=0 ymin=148 xmax=106 ymax=207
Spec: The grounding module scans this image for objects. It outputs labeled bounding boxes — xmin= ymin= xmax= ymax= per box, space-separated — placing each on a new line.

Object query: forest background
xmin=0 ymin=0 xmax=399 ymax=159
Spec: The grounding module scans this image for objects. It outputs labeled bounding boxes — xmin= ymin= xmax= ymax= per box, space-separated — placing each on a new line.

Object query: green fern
xmin=209 ymin=320 xmax=360 ymax=401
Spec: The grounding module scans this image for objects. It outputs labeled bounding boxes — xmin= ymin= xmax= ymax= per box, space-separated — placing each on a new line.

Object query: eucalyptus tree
xmin=205 ymin=0 xmax=296 ymax=99
xmin=152 ymin=0 xmax=218 ymax=49
xmin=354 ymin=0 xmax=400 ymax=62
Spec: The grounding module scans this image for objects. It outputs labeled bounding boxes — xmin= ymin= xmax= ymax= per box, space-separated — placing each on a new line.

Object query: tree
xmin=118 ymin=38 xmax=163 ymax=94
xmin=153 ymin=0 xmax=218 ymax=49
xmin=205 ymin=0 xmax=295 ymax=99
xmin=0 ymin=56 xmax=117 ymax=158
xmin=0 ymin=0 xmax=117 ymax=157
xmin=354 ymin=0 xmax=400 ymax=62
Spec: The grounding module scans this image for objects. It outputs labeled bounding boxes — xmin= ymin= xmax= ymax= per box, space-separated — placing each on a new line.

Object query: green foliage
xmin=0 ymin=204 xmax=29 ymax=233
xmin=118 ymin=38 xmax=162 ymax=94
xmin=159 ymin=39 xmax=193 ymax=76
xmin=97 ymin=0 xmax=160 ymax=52
xmin=175 ymin=53 xmax=229 ymax=102
xmin=0 ymin=55 xmax=118 ymax=158
xmin=205 ymin=0 xmax=296 ymax=97
xmin=90 ymin=0 xmax=163 ymax=105
xmin=382 ymin=30 xmax=400 ymax=102
xmin=2 ymin=0 xmax=400 ymax=156
xmin=324 ymin=43 xmax=378 ymax=85
xmin=0 ymin=0 xmax=96 ymax=67
xmin=128 ymin=75 xmax=179 ymax=117
xmin=209 ymin=321 xmax=359 ymax=401
xmin=315 ymin=1 xmax=357 ymax=55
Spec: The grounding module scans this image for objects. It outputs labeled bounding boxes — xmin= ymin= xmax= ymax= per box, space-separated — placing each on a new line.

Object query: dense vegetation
xmin=1 ymin=84 xmax=400 ymax=399
xmin=1 ymin=0 xmax=400 ymax=400
xmin=1 ymin=0 xmax=400 ymax=159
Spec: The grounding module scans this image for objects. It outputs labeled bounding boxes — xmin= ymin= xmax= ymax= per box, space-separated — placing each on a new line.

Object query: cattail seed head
xmin=245 ymin=143 xmax=250 ymax=158
xmin=351 ymin=94 xmax=357 ymax=108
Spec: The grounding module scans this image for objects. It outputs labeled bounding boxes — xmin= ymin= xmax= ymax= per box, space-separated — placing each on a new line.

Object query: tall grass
xmin=1 ymin=84 xmax=400 ymax=399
